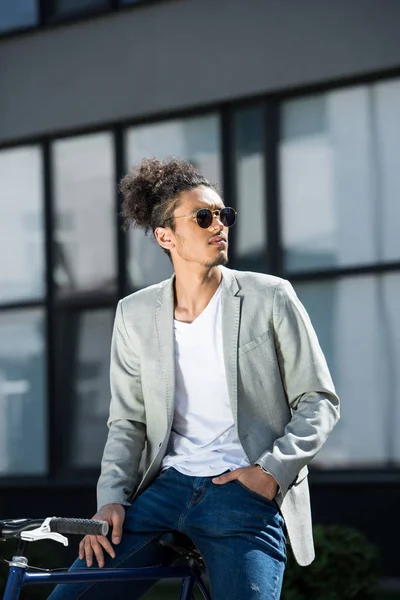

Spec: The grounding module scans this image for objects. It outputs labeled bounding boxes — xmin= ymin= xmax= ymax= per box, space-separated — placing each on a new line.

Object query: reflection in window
xmin=234 ymin=106 xmax=267 ymax=272
xmin=0 ymin=310 xmax=46 ymax=475
xmin=55 ymin=308 xmax=114 ymax=469
xmin=52 ymin=133 xmax=117 ymax=298
xmin=295 ymin=273 xmax=400 ymax=467
xmin=0 ymin=146 xmax=45 ymax=304
xmin=125 ymin=114 xmax=221 ymax=290
xmin=0 ymin=0 xmax=38 ymax=33
xmin=280 ymin=78 xmax=400 ymax=272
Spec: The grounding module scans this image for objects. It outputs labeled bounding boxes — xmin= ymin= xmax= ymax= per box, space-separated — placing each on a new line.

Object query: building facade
xmin=0 ymin=0 xmax=399 ymax=576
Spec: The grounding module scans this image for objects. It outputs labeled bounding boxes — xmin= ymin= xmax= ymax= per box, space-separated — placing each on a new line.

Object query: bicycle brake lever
xmin=21 ymin=517 xmax=68 ymax=546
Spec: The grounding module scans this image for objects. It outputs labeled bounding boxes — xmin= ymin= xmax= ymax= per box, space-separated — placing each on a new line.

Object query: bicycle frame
xmin=4 ymin=558 xmax=211 ymax=600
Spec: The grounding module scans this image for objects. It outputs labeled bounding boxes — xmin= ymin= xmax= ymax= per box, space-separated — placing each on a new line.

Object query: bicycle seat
xmin=158 ymin=532 xmax=205 ymax=569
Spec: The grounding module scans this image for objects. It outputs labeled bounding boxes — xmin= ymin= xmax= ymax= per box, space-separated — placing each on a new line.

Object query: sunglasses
xmin=164 ymin=207 xmax=237 ymax=229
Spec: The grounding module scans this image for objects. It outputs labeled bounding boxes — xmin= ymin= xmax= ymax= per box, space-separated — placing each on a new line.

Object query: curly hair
xmin=119 ymin=157 xmax=216 ymax=238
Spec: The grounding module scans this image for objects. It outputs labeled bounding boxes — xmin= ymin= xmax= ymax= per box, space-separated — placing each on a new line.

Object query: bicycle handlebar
xmin=0 ymin=517 xmax=109 ymax=540
xmin=50 ymin=518 xmax=109 ymax=537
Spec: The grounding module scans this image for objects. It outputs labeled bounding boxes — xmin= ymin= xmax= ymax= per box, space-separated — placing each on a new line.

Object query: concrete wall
xmin=1 ymin=0 xmax=400 ymax=143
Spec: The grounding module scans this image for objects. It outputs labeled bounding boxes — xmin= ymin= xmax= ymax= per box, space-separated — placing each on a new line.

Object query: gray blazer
xmin=97 ymin=266 xmax=340 ymax=566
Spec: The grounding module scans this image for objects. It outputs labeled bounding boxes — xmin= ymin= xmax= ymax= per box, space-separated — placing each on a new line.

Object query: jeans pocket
xmin=234 ymin=480 xmax=277 ymax=507
xmin=158 ymin=468 xmax=170 ymax=478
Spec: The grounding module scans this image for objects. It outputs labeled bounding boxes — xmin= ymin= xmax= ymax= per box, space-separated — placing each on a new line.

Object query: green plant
xmin=282 ymin=525 xmax=380 ymax=600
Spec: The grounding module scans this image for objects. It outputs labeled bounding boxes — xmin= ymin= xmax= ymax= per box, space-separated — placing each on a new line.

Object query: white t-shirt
xmin=161 ymin=283 xmax=250 ymax=476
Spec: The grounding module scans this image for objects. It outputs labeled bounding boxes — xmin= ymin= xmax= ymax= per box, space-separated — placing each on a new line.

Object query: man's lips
xmin=209 ymin=235 xmax=227 ymax=246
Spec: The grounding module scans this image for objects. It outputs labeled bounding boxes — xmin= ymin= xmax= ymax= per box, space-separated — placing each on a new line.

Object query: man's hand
xmin=212 ymin=466 xmax=279 ymax=500
xmin=79 ymin=503 xmax=125 ymax=568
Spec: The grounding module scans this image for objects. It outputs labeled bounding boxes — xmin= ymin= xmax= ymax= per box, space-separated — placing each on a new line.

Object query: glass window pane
xmin=0 ymin=309 xmax=46 ymax=475
xmin=0 ymin=0 xmax=38 ymax=33
xmin=55 ymin=308 xmax=113 ymax=469
xmin=280 ymin=78 xmax=400 ymax=272
xmin=294 ymin=273 xmax=400 ymax=467
xmin=0 ymin=146 xmax=45 ymax=304
xmin=374 ymin=79 xmax=400 ymax=262
xmin=125 ymin=114 xmax=221 ymax=290
xmin=52 ymin=133 xmax=117 ymax=298
xmin=234 ymin=106 xmax=266 ymax=272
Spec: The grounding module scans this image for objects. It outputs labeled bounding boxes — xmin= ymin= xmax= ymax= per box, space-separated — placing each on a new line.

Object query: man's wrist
xmin=255 ymin=464 xmax=280 ymax=493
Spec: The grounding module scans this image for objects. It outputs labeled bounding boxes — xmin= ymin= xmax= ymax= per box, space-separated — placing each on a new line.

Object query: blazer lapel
xmin=154 ymin=276 xmax=176 ymax=428
xmin=221 ymin=267 xmax=241 ymax=423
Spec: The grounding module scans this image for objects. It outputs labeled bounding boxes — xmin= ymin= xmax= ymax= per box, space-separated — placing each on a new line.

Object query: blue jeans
xmin=48 ymin=468 xmax=286 ymax=600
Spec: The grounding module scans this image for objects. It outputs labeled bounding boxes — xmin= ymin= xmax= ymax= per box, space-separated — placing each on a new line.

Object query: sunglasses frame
xmin=164 ymin=207 xmax=237 ymax=229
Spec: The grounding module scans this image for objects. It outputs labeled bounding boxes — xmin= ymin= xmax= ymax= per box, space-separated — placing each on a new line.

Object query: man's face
xmin=166 ymin=186 xmax=230 ymax=269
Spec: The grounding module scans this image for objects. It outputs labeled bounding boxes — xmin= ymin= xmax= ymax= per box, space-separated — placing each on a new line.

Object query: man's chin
xmin=205 ymin=253 xmax=229 ymax=268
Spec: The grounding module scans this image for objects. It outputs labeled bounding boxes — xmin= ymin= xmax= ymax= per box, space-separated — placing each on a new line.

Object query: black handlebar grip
xmin=49 ymin=518 xmax=109 ymax=537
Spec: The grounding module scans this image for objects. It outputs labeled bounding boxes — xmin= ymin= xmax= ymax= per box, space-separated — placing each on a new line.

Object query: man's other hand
xmin=212 ymin=466 xmax=278 ymax=500
xmin=79 ymin=503 xmax=125 ymax=568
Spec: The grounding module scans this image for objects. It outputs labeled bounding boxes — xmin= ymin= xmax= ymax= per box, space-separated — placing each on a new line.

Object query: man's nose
xmin=210 ymin=213 xmax=224 ymax=230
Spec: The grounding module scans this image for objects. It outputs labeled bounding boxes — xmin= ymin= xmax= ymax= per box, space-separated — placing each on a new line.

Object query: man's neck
xmin=173 ymin=265 xmax=222 ymax=323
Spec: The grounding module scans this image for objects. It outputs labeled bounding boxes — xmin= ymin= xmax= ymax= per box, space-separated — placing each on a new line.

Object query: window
xmin=0 ymin=0 xmax=38 ymax=33
xmin=0 ymin=146 xmax=45 ymax=304
xmin=0 ymin=309 xmax=47 ymax=475
xmin=54 ymin=308 xmax=114 ymax=470
xmin=52 ymin=133 xmax=117 ymax=299
xmin=234 ymin=106 xmax=267 ymax=272
xmin=280 ymin=79 xmax=400 ymax=273
xmin=295 ymin=273 xmax=400 ymax=468
xmin=280 ymin=77 xmax=400 ymax=471
xmin=124 ymin=114 xmax=222 ymax=290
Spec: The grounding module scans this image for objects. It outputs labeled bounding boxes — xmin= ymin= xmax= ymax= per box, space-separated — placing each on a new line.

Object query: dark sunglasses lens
xmin=196 ymin=209 xmax=213 ymax=228
xmin=220 ymin=208 xmax=236 ymax=227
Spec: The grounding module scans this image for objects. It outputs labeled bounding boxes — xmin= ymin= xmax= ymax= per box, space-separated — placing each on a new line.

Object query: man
xmin=49 ymin=157 xmax=339 ymax=600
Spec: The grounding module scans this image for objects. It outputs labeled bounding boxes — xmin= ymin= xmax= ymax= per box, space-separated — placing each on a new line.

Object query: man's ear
xmin=154 ymin=226 xmax=175 ymax=252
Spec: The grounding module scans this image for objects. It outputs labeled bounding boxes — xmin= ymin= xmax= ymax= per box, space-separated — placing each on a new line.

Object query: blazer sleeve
xmin=96 ymin=300 xmax=146 ymax=510
xmin=255 ymin=280 xmax=340 ymax=497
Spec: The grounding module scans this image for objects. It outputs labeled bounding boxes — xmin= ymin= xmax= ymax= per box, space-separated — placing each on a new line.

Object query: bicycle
xmin=0 ymin=517 xmax=211 ymax=600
